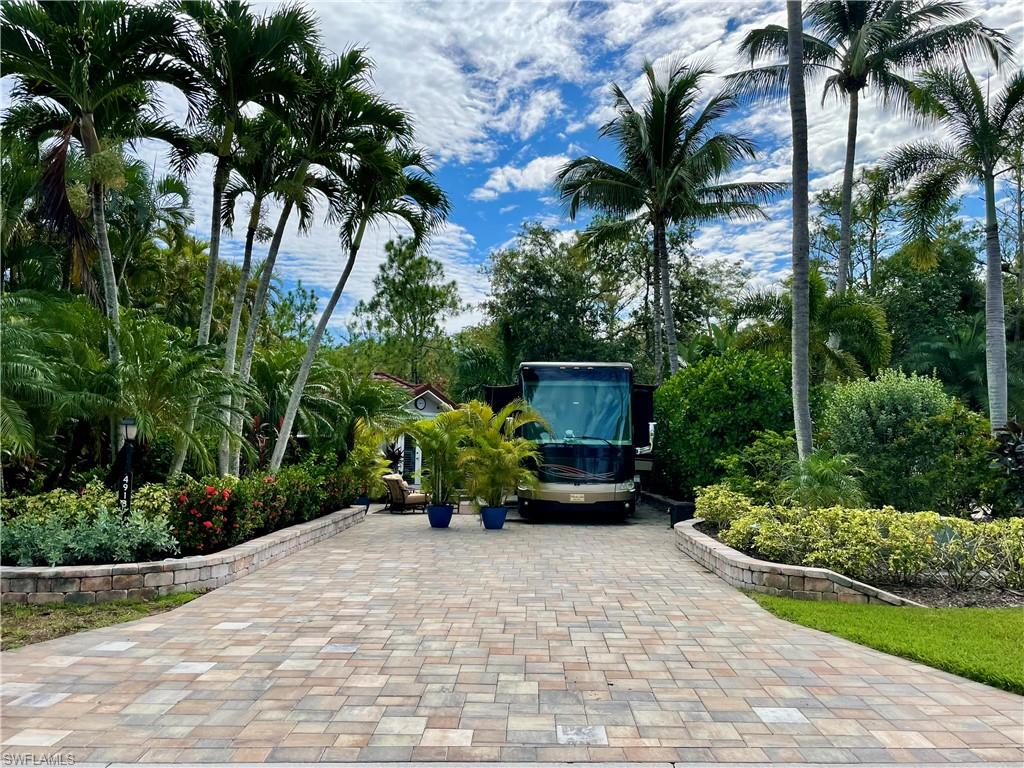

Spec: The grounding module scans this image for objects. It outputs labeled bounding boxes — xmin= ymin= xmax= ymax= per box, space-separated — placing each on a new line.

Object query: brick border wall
xmin=1 ymin=506 xmax=369 ymax=605
xmin=675 ymin=517 xmax=923 ymax=606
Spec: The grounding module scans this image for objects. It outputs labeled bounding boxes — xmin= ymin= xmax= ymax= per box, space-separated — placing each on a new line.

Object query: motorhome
xmin=486 ymin=362 xmax=654 ymax=519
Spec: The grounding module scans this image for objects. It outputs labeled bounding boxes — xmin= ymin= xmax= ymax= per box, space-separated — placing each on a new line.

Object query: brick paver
xmin=1 ymin=504 xmax=1021 ymax=764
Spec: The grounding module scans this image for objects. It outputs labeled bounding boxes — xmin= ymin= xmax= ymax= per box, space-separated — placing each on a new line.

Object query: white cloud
xmin=470 ymin=154 xmax=570 ymax=200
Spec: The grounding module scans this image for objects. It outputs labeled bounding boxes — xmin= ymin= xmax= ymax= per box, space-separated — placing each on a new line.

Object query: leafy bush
xmin=718 ymin=430 xmax=795 ymax=504
xmin=1 ymin=480 xmax=115 ymax=523
xmin=710 ymin=490 xmax=1024 ymax=589
xmin=720 ymin=504 xmax=801 ymax=562
xmin=3 ymin=508 xmax=177 ymax=567
xmin=695 ymin=484 xmax=762 ymax=527
xmin=821 ymin=370 xmax=1001 ymax=515
xmin=274 ymin=463 xmax=326 ymax=523
xmin=132 ymin=483 xmax=173 ymax=520
xmin=993 ymin=422 xmax=1024 ymax=514
xmin=654 ymin=350 xmax=791 ymax=497
xmin=169 ymin=477 xmax=235 ymax=555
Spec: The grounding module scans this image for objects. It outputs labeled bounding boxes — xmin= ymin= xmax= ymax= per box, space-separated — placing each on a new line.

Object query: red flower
xmin=205 ymin=485 xmax=216 ymax=495
xmin=222 ymin=488 xmax=231 ymax=499
xmin=178 ymin=494 xmax=188 ymax=504
xmin=203 ymin=520 xmax=213 ymax=529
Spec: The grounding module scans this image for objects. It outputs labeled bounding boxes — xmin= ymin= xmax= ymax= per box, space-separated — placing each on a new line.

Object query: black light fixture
xmin=118 ymin=417 xmax=138 ymax=515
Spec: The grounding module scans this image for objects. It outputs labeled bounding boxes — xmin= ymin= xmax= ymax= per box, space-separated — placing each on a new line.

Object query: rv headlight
xmin=615 ymin=480 xmax=635 ymax=493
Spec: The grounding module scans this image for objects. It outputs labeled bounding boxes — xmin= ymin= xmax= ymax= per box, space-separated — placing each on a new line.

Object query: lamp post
xmin=119 ymin=417 xmax=138 ymax=515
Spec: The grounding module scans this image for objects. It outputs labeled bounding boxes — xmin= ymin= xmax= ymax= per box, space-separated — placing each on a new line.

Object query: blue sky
xmin=6 ymin=1 xmax=1022 ymax=332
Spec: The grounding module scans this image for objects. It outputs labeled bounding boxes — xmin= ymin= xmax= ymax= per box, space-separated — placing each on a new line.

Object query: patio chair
xmin=382 ymin=473 xmax=428 ymax=513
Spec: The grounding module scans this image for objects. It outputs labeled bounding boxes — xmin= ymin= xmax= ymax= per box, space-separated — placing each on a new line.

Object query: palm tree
xmin=1 ymin=0 xmax=197 ymax=370
xmin=177 ymin=0 xmax=315 ymax=349
xmin=909 ymin=315 xmax=1024 ymax=417
xmin=885 ymin=64 xmax=1024 ymax=429
xmin=268 ymin=143 xmax=449 ymax=472
xmin=732 ymin=0 xmax=1010 ymax=295
xmin=458 ymin=399 xmax=548 ymax=510
xmin=737 ymin=268 xmax=892 ymax=380
xmin=787 ymin=0 xmax=813 ymax=460
xmin=215 ymin=113 xmax=297 ymax=473
xmin=229 ymin=49 xmax=410 ymax=475
xmin=556 ymin=60 xmax=783 ymax=377
xmin=115 ymin=312 xmax=257 ymax=476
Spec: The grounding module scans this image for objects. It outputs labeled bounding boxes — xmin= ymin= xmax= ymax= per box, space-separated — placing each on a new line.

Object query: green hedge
xmin=821 ymin=370 xmax=1003 ymax=515
xmin=654 ymin=350 xmax=792 ymax=498
xmin=696 ymin=485 xmax=1024 ymax=589
xmin=1 ymin=457 xmax=360 ymax=566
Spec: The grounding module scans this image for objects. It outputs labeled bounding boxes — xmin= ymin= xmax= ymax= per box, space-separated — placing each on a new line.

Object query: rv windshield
xmin=521 ymin=366 xmax=632 ymax=446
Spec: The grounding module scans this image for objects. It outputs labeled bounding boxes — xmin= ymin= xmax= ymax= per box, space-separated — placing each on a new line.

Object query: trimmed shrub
xmin=3 ymin=508 xmax=177 ymax=567
xmin=169 ymin=477 xmax=235 ymax=555
xmin=695 ymin=484 xmax=762 ymax=527
xmin=709 ymin=489 xmax=1022 ymax=589
xmin=1 ymin=480 xmax=115 ymax=523
xmin=654 ymin=350 xmax=791 ymax=497
xmin=718 ymin=430 xmax=795 ymax=504
xmin=821 ymin=370 xmax=1001 ymax=515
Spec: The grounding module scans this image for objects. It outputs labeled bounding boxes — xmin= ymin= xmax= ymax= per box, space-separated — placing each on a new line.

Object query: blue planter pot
xmin=481 ymin=506 xmax=507 ymax=530
xmin=427 ymin=503 xmax=454 ymax=528
xmin=356 ymin=495 xmax=370 ymax=512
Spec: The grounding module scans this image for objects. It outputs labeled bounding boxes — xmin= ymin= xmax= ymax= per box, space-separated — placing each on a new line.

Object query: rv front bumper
xmin=518 ymin=481 xmax=635 ymax=504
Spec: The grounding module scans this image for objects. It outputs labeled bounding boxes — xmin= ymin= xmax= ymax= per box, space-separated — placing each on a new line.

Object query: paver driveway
xmin=1 ymin=505 xmax=1021 ymax=765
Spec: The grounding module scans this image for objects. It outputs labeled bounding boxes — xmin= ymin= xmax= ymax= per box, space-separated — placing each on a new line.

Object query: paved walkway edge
xmin=1 ymin=505 xmax=371 ymax=605
xmin=82 ymin=762 xmax=1023 ymax=767
xmin=674 ymin=518 xmax=923 ymax=606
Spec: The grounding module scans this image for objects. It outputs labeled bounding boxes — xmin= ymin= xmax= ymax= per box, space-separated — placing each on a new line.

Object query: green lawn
xmin=1 ymin=593 xmax=197 ymax=651
xmin=750 ymin=593 xmax=1024 ymax=695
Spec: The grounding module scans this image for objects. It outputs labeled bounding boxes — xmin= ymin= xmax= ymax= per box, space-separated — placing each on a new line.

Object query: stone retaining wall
xmin=1 ymin=506 xmax=369 ymax=605
xmin=675 ymin=517 xmax=923 ymax=606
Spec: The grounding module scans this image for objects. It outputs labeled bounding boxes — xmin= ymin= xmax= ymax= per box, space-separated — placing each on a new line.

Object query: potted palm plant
xmin=459 ymin=399 xmax=547 ymax=530
xmin=348 ymin=426 xmax=391 ymax=511
xmin=405 ymin=410 xmax=467 ymax=528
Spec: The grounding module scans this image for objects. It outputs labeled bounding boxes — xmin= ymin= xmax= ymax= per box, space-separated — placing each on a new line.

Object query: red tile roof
xmin=372 ymin=372 xmax=456 ymax=409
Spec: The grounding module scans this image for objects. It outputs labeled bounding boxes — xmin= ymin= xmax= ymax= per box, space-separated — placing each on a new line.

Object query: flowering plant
xmin=169 ymin=477 xmax=235 ymax=555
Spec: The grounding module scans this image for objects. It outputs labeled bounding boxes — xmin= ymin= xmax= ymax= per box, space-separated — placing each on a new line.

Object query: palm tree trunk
xmin=80 ymin=113 xmax=122 ymax=458
xmin=217 ymin=200 xmax=262 ymax=475
xmin=651 ymin=245 xmax=664 ymax=383
xmin=229 ymin=190 xmax=301 ymax=475
xmin=983 ymin=171 xmax=1008 ymax=430
xmin=836 ymin=89 xmax=859 ymax=295
xmin=655 ymin=218 xmax=679 ymax=375
xmin=197 ymin=125 xmax=234 ymax=346
xmin=787 ymin=0 xmax=814 ymax=460
xmin=269 ymin=222 xmax=366 ymax=472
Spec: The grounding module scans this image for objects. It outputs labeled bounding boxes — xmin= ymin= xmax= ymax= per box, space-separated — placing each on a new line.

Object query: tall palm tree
xmin=177 ymin=0 xmax=315 ymax=348
xmin=885 ymin=64 xmax=1024 ymax=428
xmin=737 ymin=268 xmax=892 ymax=380
xmin=908 ymin=315 xmax=1024 ymax=415
xmin=229 ymin=49 xmax=411 ymax=474
xmin=787 ymin=0 xmax=814 ymax=460
xmin=1 ymin=0 xmax=197 ymax=370
xmin=555 ymin=60 xmax=783 ymax=377
xmin=215 ymin=113 xmax=298 ymax=474
xmin=732 ymin=0 xmax=1010 ymax=294
xmin=268 ymin=143 xmax=449 ymax=472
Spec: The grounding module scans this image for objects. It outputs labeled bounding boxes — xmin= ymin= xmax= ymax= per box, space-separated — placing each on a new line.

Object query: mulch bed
xmin=692 ymin=521 xmax=1024 ymax=609
xmin=882 ymin=585 xmax=1024 ymax=608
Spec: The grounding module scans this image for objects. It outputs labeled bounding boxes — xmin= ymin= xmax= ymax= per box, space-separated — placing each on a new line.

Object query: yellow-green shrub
xmin=721 ymin=505 xmax=801 ymax=562
xmin=708 ymin=488 xmax=1021 ymax=589
xmin=878 ymin=510 xmax=940 ymax=584
xmin=695 ymin=484 xmax=760 ymax=527
xmin=992 ymin=518 xmax=1024 ymax=589
xmin=930 ymin=518 xmax=999 ymax=590
xmin=797 ymin=507 xmax=884 ymax=581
